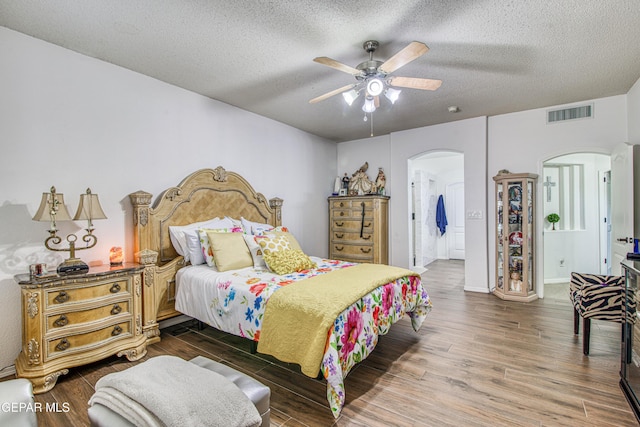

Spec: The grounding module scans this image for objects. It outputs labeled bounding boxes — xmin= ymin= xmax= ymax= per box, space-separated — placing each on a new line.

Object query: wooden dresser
xmin=328 ymin=195 xmax=389 ymax=264
xmin=14 ymin=264 xmax=147 ymax=393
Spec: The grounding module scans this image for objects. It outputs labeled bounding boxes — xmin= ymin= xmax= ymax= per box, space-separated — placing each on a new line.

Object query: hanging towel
xmin=436 ymin=195 xmax=448 ymax=235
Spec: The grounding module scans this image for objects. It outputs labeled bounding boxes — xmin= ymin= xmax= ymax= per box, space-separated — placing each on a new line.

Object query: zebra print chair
xmin=569 ymin=272 xmax=625 ymax=355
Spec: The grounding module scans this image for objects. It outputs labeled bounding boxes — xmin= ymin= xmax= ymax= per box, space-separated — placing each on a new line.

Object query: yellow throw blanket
xmin=256 ymin=263 xmax=419 ymax=377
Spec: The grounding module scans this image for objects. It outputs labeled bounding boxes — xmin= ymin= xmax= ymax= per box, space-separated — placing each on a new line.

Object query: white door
xmin=446 ymin=182 xmax=465 ymax=259
xmin=610 ymin=143 xmax=634 ymax=275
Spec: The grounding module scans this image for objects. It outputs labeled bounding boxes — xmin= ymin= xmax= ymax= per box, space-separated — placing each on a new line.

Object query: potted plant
xmin=546 ymin=213 xmax=560 ymax=230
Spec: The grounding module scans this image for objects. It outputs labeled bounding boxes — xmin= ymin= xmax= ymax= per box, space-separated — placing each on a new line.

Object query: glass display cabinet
xmin=621 ymin=260 xmax=640 ymax=423
xmin=493 ymin=171 xmax=538 ymax=301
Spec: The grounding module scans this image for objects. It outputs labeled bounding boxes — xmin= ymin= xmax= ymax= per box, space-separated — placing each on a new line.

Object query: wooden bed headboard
xmin=129 ymin=166 xmax=282 ymax=343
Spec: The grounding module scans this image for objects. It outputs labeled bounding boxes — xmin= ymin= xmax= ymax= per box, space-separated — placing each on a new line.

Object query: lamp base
xmin=57 ymin=258 xmax=89 ymax=276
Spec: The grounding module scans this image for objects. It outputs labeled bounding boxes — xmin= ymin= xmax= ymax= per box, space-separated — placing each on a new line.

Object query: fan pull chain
xmin=363 ymin=112 xmax=374 ymax=137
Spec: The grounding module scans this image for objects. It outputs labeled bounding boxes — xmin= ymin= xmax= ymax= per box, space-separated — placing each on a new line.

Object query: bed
xmin=129 ymin=167 xmax=432 ymax=417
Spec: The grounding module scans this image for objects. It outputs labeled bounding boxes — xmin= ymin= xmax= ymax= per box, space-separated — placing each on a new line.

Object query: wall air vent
xmin=547 ymin=104 xmax=593 ymax=124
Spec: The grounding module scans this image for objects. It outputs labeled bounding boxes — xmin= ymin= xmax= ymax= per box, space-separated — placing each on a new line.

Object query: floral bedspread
xmin=175 ymin=257 xmax=432 ymax=417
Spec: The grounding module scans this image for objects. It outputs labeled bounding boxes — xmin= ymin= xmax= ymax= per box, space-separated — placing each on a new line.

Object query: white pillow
xmin=225 ymin=217 xmax=243 ymax=229
xmin=241 ymin=217 xmax=273 ymax=235
xmin=169 ymin=217 xmax=232 ymax=261
xmin=185 ymin=231 xmax=206 ymax=265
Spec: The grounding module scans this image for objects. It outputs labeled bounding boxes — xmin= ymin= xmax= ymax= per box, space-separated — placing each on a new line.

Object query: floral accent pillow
xmin=243 ymin=234 xmax=268 ymax=270
xmin=262 ymin=249 xmax=317 ymax=275
xmin=198 ymin=227 xmax=243 ymax=267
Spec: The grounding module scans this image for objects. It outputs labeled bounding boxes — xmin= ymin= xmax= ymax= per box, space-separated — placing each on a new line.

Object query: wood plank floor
xmin=21 ymin=260 xmax=639 ymax=426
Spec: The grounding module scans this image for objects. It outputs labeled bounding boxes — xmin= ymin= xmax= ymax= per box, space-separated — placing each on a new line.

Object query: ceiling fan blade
xmin=388 ymin=76 xmax=442 ymax=91
xmin=309 ymin=83 xmax=357 ymax=104
xmin=379 ymin=41 xmax=429 ymax=74
xmin=313 ymin=57 xmax=363 ymax=76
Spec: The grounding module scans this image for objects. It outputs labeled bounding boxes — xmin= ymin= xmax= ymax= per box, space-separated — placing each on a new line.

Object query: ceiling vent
xmin=547 ymin=104 xmax=593 ymax=124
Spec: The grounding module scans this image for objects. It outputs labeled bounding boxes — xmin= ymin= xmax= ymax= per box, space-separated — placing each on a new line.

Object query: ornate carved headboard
xmin=129 ymin=166 xmax=282 ymax=343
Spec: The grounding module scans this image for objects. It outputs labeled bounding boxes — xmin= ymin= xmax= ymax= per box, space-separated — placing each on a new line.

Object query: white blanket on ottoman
xmin=88 ymin=355 xmax=261 ymax=427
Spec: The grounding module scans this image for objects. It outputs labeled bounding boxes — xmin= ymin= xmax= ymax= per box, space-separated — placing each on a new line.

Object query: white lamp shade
xmin=342 ymin=89 xmax=359 ymax=106
xmin=33 ymin=191 xmax=72 ymax=222
xmin=362 ymin=97 xmax=377 ymax=113
xmin=73 ymin=190 xmax=107 ymax=221
xmin=384 ymin=87 xmax=401 ymax=104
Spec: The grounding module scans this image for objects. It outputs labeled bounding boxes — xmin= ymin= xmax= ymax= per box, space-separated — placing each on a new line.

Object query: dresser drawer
xmin=330 ymin=198 xmax=376 ymax=210
xmin=46 ymin=300 xmax=131 ymax=332
xmin=46 ymin=320 xmax=132 ymax=360
xmin=330 ymin=243 xmax=374 ymax=260
xmin=331 ymin=230 xmax=374 ymax=244
xmin=331 ymin=209 xmax=373 ymax=219
xmin=331 ymin=219 xmax=374 ymax=232
xmin=45 ymin=279 xmax=130 ymax=308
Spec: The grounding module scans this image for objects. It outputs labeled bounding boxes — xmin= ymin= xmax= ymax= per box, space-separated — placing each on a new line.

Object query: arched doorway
xmin=541 ymin=152 xmax=611 ymax=299
xmin=409 ymin=151 xmax=465 ymax=274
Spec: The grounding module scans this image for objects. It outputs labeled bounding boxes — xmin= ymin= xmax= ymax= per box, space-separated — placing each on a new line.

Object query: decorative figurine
xmin=349 ymin=162 xmax=374 ymax=195
xmin=509 ymin=271 xmax=522 ymax=293
xmin=375 ymin=167 xmax=386 ymax=195
xmin=341 ymin=173 xmax=350 ymax=192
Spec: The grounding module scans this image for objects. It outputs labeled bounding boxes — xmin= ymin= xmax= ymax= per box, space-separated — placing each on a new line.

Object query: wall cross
xmin=543 ymin=176 xmax=556 ymax=202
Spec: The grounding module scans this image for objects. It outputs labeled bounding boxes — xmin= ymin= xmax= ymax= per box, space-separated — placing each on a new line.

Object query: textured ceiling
xmin=1 ymin=1 xmax=640 ymax=142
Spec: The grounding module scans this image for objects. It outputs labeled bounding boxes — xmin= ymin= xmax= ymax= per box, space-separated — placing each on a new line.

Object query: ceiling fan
xmin=309 ymin=40 xmax=442 ymax=111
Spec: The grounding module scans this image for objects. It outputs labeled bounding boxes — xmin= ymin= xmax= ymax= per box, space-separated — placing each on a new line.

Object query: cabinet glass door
xmin=506 ymin=181 xmax=524 ymax=294
xmin=497 ymin=183 xmax=504 ymax=291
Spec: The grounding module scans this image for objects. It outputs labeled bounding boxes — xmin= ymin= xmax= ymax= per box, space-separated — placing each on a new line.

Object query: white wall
xmin=0 ymin=27 xmax=336 ymax=373
xmin=338 ymin=117 xmax=489 ymax=293
xmin=488 ymin=96 xmax=628 ymax=296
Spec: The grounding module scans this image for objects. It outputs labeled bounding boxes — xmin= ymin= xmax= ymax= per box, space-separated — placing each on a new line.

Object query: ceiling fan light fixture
xmin=384 ymin=87 xmax=401 ymax=104
xmin=366 ymin=78 xmax=384 ymax=97
xmin=342 ymin=89 xmax=359 ymax=106
xmin=362 ymin=96 xmax=377 ymax=113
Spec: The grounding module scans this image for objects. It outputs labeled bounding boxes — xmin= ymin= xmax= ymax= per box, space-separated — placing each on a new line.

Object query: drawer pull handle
xmin=362 ymin=235 xmax=371 ymax=240
xmin=339 ymin=202 xmax=344 ymax=207
xmin=54 ymin=291 xmax=70 ymax=304
xmin=111 ymin=304 xmax=122 ymax=315
xmin=112 ymin=325 xmax=123 ymax=336
xmin=335 ymin=246 xmax=344 ymax=252
xmin=335 ymin=233 xmax=344 ymax=239
xmin=335 ymin=222 xmax=344 ymax=227
xmin=55 ymin=338 xmax=70 ymax=352
xmin=364 ymin=222 xmax=371 ymax=227
xmin=360 ymin=248 xmax=372 ymax=254
xmin=110 ymin=283 xmax=121 ymax=293
xmin=339 ymin=211 xmax=345 ymax=217
xmin=53 ymin=315 xmax=68 ymax=327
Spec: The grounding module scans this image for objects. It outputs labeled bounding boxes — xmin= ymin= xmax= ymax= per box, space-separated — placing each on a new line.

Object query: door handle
xmin=617 ymin=237 xmax=633 ymax=243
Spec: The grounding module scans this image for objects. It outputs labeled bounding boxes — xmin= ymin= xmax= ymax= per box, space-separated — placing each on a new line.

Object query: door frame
xmin=538 ymin=149 xmax=612 ymax=298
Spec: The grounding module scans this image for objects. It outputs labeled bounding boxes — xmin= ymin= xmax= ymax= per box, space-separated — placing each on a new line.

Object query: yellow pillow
xmin=256 ymin=234 xmax=290 ymax=256
xmin=206 ymin=231 xmax=253 ymax=272
xmin=270 ymin=231 xmax=302 ymax=251
xmin=262 ymin=249 xmax=317 ymax=275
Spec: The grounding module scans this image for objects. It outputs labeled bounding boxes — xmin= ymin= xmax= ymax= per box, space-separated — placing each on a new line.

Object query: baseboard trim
xmin=0 ymin=365 xmax=16 ymax=379
xmin=544 ymin=278 xmax=570 ymax=284
xmin=464 ymin=285 xmax=489 ymax=293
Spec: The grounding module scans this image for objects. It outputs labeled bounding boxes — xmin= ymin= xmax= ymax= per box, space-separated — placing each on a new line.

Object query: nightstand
xmin=14 ymin=263 xmax=147 ymax=394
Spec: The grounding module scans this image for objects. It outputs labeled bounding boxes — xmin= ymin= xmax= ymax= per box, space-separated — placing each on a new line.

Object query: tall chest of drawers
xmin=328 ymin=195 xmax=389 ymax=264
xmin=14 ymin=264 xmax=147 ymax=393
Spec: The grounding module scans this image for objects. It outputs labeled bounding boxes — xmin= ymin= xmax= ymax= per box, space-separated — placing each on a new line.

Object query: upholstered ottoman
xmin=0 ymin=378 xmax=37 ymax=427
xmin=88 ymin=356 xmax=270 ymax=427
